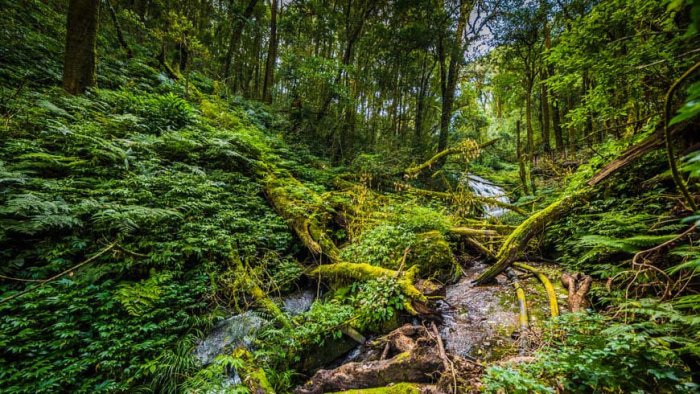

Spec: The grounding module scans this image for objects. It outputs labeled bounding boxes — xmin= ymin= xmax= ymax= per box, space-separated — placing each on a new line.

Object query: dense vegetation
xmin=1 ymin=0 xmax=699 ymax=392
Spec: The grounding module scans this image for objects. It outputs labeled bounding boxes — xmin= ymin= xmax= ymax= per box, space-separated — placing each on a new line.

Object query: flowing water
xmin=465 ymin=174 xmax=510 ymax=217
xmin=194 ymin=290 xmax=315 ymax=366
xmin=438 ymin=262 xmax=520 ymax=360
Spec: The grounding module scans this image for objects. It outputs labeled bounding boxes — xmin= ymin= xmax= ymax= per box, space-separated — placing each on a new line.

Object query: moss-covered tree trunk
xmin=62 ymin=0 xmax=100 ymax=94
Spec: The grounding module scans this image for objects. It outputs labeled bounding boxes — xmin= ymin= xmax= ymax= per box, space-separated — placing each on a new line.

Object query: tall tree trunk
xmin=221 ymin=0 xmax=259 ymax=81
xmin=517 ymin=120 xmax=531 ymax=195
xmin=525 ymin=79 xmax=534 ymax=155
xmin=414 ymin=57 xmax=432 ymax=152
xmin=552 ymin=99 xmax=564 ymax=152
xmin=540 ymin=79 xmax=551 ymax=153
xmin=437 ymin=0 xmax=468 ymax=154
xmin=105 ymin=0 xmax=132 ymax=58
xmin=262 ymin=0 xmax=278 ymax=103
xmin=63 ymin=0 xmax=100 ymax=94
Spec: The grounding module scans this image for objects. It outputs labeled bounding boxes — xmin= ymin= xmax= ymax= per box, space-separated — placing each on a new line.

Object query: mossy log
xmin=232 ymin=348 xmax=276 ymax=394
xmin=264 ymin=172 xmax=341 ymax=262
xmin=230 ymin=255 xmax=292 ymax=329
xmin=296 ymin=324 xmax=443 ymax=394
xmin=449 ymin=227 xmax=499 ymax=237
xmin=475 ymin=193 xmax=580 ymax=284
xmin=403 ymin=139 xmax=498 ymax=178
xmin=513 ymin=262 xmax=559 ymax=318
xmin=328 ymin=382 xmax=423 ymax=394
xmin=309 ymin=263 xmax=427 ymax=313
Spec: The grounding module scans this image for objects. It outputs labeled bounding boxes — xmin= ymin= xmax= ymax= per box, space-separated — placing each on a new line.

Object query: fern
xmin=579 ymin=234 xmax=678 ymax=254
xmin=116 ymin=271 xmax=173 ymax=316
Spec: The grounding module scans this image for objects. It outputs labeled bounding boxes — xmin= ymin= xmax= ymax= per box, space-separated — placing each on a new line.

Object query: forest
xmin=1 ymin=0 xmax=699 ymax=392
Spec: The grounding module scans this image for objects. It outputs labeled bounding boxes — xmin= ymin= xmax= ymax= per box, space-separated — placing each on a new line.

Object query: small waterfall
xmin=464 ymin=174 xmax=509 ymax=217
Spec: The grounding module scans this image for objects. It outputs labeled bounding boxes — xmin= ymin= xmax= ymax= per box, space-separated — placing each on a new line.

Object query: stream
xmin=194 ymin=175 xmax=541 ymax=388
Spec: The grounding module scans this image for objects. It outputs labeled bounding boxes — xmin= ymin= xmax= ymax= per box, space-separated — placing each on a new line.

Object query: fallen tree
xmin=475 ymin=193 xmax=581 ymax=284
xmin=404 ymin=139 xmax=498 ymax=178
xmin=264 ymin=171 xmax=342 ymax=262
xmin=295 ymin=324 xmax=449 ymax=394
xmin=308 ymin=263 xmax=427 ymax=313
xmin=474 ymin=125 xmax=691 ymax=284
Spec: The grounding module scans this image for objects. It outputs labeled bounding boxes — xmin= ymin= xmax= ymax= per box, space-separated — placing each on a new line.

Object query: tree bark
xmin=262 ymin=0 xmax=278 ymax=103
xmin=517 ymin=120 xmax=531 ymax=195
xmin=540 ymin=76 xmax=551 ymax=153
xmin=105 ymin=0 xmax=132 ymax=58
xmin=437 ymin=0 xmax=469 ymax=154
xmin=221 ymin=0 xmax=259 ymax=81
xmin=63 ymin=0 xmax=100 ymax=94
xmin=525 ymin=78 xmax=535 ymax=155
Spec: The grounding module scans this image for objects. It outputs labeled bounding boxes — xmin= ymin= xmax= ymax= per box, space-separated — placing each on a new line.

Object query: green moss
xmin=329 ymin=382 xmax=421 ymax=394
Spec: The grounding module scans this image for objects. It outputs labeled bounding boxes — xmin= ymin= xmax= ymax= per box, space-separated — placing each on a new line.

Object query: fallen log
xmin=449 ymin=227 xmax=499 ymax=237
xmin=309 ymin=262 xmax=427 ymax=313
xmin=475 ymin=193 xmax=580 ymax=284
xmin=228 ymin=255 xmax=292 ymax=329
xmin=264 ymin=172 xmax=341 ymax=262
xmin=400 ymin=184 xmax=527 ymax=216
xmin=404 ymin=139 xmax=498 ymax=178
xmin=295 ymin=325 xmax=443 ymax=394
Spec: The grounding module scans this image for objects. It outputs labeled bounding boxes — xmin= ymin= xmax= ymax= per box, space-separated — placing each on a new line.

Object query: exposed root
xmin=513 ymin=262 xmax=559 ymax=317
xmin=506 ymin=268 xmax=529 ymax=331
xmin=561 ymin=272 xmax=592 ymax=312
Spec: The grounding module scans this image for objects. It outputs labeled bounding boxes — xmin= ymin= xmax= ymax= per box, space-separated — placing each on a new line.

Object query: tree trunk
xmin=63 ymin=0 xmax=100 ymax=94
xmin=437 ymin=0 xmax=468 ymax=154
xmin=552 ymin=99 xmax=564 ymax=152
xmin=525 ymin=80 xmax=534 ymax=155
xmin=262 ymin=0 xmax=278 ymax=103
xmin=105 ymin=0 xmax=132 ymax=58
xmin=517 ymin=120 xmax=531 ymax=195
xmin=221 ymin=0 xmax=258 ymax=81
xmin=540 ymin=79 xmax=551 ymax=153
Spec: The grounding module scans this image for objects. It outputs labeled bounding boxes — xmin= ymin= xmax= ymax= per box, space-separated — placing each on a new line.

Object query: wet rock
xmin=194 ymin=311 xmax=266 ymax=365
xmin=281 ymin=289 xmax=315 ymax=315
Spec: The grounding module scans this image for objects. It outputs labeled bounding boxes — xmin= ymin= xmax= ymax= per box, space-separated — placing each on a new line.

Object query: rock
xmin=194 ymin=311 xmax=265 ymax=365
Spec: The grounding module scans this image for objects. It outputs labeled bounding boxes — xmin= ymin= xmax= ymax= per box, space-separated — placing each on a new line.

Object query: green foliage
xmin=483 ymin=313 xmax=697 ymax=393
xmin=256 ymin=300 xmax=355 ymax=370
xmin=349 ymin=276 xmax=406 ymax=330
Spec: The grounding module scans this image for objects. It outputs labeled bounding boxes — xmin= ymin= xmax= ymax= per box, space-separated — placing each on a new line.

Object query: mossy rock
xmin=407 ymin=231 xmax=460 ymax=282
xmin=329 ymin=382 xmax=422 ymax=394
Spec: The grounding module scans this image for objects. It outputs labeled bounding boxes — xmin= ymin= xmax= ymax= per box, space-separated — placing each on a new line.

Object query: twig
xmin=431 ymin=321 xmax=457 ymax=394
xmin=0 ymin=242 xmax=117 ymax=305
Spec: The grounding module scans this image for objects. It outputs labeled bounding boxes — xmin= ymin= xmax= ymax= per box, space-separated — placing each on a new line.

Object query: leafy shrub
xmin=482 ymin=313 xmax=697 ymax=393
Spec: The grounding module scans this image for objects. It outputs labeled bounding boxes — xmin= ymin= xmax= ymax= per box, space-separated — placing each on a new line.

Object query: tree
xmin=62 ymin=0 xmax=100 ymax=94
xmin=221 ymin=0 xmax=259 ymax=82
xmin=262 ymin=0 xmax=279 ymax=103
